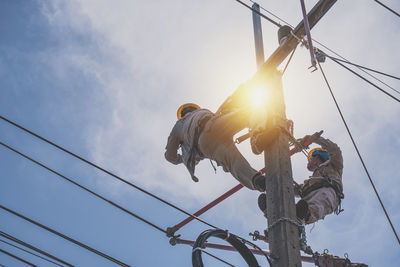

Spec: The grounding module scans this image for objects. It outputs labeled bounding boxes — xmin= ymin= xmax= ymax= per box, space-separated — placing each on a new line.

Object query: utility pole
xmin=253 ymin=1 xmax=337 ymax=266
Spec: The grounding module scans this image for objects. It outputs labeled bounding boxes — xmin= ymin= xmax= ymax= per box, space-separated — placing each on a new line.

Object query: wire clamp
xmin=249 ymin=230 xmax=268 ymax=243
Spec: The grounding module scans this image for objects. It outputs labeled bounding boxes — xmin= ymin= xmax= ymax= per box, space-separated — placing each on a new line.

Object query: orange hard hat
xmin=177 ymin=103 xmax=200 ymax=119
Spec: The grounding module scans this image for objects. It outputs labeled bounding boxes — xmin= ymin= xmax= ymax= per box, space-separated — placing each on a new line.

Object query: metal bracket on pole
xmin=252 ymin=2 xmax=265 ymax=70
xmin=300 ymin=0 xmax=317 ymax=71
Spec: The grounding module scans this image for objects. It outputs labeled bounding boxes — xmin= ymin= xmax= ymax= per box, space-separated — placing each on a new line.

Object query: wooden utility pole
xmin=254 ymin=1 xmax=337 ymax=266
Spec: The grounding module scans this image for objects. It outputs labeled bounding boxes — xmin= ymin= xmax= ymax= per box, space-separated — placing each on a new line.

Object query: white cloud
xmin=40 ymin=0 xmax=400 ymax=265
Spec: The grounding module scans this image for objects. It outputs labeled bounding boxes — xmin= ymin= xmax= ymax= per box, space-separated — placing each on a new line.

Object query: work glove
xmin=293 ymin=182 xmax=304 ymax=198
xmin=296 ymin=130 xmax=324 ymax=150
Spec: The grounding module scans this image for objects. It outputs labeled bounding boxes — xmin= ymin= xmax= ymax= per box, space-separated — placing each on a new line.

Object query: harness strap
xmin=301 ymin=178 xmax=344 ymax=215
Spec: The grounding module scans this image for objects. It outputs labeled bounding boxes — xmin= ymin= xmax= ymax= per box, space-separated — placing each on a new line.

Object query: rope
xmin=0 ymin=141 xmax=167 ymax=235
xmin=0 ymin=115 xmax=219 ymax=231
xmin=0 ymin=247 xmax=36 ymax=267
xmin=325 ymin=55 xmax=400 ymax=103
xmin=0 ymin=205 xmax=131 ymax=266
xmin=317 ymin=60 xmax=400 ymax=245
xmin=0 ymin=231 xmax=73 ymax=267
xmin=0 ymin=238 xmax=65 ymax=267
xmin=374 ymin=0 xmax=400 ymax=18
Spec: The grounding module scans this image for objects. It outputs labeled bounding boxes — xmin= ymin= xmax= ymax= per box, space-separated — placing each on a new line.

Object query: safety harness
xmin=301 ymin=176 xmax=344 ymax=215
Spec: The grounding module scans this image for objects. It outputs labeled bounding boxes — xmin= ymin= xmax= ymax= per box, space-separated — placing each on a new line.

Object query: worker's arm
xmin=314 ymin=136 xmax=343 ymax=171
xmin=165 ymin=123 xmax=183 ymax=165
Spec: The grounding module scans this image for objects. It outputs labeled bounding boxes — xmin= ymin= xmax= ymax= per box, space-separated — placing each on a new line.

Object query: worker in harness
xmin=258 ymin=131 xmax=344 ymax=224
xmin=165 ymin=102 xmax=266 ymax=192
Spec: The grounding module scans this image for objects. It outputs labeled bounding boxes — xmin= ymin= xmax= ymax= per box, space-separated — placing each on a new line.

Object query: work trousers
xmin=198 ymin=111 xmax=258 ymax=190
xmin=303 ymin=187 xmax=338 ymax=224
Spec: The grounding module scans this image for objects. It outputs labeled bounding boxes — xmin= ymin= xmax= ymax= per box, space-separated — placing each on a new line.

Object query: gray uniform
xmin=298 ymin=137 xmax=343 ymax=224
xmin=165 ymin=109 xmax=258 ymax=190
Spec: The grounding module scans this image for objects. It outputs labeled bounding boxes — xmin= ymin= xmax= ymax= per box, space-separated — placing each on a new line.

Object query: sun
xmin=251 ymin=87 xmax=267 ymax=109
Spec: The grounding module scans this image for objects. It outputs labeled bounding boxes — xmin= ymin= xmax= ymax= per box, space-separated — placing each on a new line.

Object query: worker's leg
xmin=198 ymin=135 xmax=258 ymax=190
xmin=302 ymin=187 xmax=338 ymax=224
xmin=205 ymin=110 xmax=250 ymax=142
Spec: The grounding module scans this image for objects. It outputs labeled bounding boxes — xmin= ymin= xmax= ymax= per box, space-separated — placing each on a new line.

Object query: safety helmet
xmin=308 ymin=147 xmax=329 ymax=162
xmin=177 ymin=103 xmax=200 ymax=119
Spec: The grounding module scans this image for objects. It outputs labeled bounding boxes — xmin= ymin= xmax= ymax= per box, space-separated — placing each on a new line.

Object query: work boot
xmin=296 ymin=199 xmax=311 ymax=222
xmin=257 ymin=193 xmax=267 ymax=217
xmin=252 ymin=173 xmax=266 ymax=192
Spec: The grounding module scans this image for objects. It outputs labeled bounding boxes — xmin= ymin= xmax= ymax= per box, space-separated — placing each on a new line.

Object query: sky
xmin=0 ymin=0 xmax=399 ymax=266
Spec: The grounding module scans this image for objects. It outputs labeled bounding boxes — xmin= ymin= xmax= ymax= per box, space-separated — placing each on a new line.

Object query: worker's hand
xmin=309 ymin=130 xmax=323 ymax=143
xmin=297 ymin=130 xmax=323 ymax=148
xmin=293 ymin=182 xmax=303 ymax=198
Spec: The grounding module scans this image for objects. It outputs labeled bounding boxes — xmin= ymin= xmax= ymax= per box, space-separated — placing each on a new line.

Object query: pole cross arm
xmin=258 ymin=0 xmax=337 ymax=73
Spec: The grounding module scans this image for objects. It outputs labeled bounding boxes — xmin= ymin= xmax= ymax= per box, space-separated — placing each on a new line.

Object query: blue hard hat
xmin=308 ymin=148 xmax=330 ymax=162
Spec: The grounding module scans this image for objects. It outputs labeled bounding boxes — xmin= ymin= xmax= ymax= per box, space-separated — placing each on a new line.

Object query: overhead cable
xmin=0 ymin=247 xmax=36 ymax=267
xmin=374 ymin=0 xmax=400 ymax=18
xmin=0 ymin=117 xmax=264 ymax=255
xmin=325 ymin=55 xmax=400 ymax=82
xmin=249 ymin=0 xmax=293 ymax=26
xmin=313 ymin=39 xmax=400 ymax=96
xmin=325 ymin=55 xmax=400 ymax=103
xmin=0 ymin=115 xmax=219 ymax=231
xmin=243 ymin=0 xmax=399 ymax=95
xmin=0 ymin=141 xmax=169 ymax=235
xmin=201 ymin=250 xmax=236 ymax=267
xmin=0 ymin=231 xmax=72 ymax=267
xmin=0 ymin=205 xmax=130 ymax=266
xmin=234 ymin=0 xmax=281 ymax=27
xmin=317 ymin=60 xmax=400 ymax=245
xmin=0 ymin=238 xmax=65 ymax=267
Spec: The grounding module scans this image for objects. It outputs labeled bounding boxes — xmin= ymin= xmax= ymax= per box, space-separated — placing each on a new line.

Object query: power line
xmin=0 ymin=206 xmax=130 ymax=266
xmin=325 ymin=54 xmax=400 ymax=103
xmin=249 ymin=0 xmax=293 ymax=27
xmin=325 ymin=55 xmax=400 ymax=82
xmin=0 ymin=141 xmax=219 ymax=235
xmin=0 ymin=115 xmax=219 ymax=231
xmin=234 ymin=0 xmax=281 ymax=27
xmin=201 ymin=250 xmax=236 ymax=267
xmin=313 ymin=39 xmax=400 ymax=96
xmin=0 ymin=116 xmax=265 ymax=257
xmin=374 ymin=0 xmax=400 ymax=18
xmin=242 ymin=0 xmax=400 ymax=95
xmin=0 ymin=140 xmax=168 ymax=235
xmin=0 ymin=247 xmax=36 ymax=267
xmin=316 ymin=60 xmax=400 ymax=245
xmin=0 ymin=231 xmax=72 ymax=267
xmin=0 ymin=238 xmax=65 ymax=267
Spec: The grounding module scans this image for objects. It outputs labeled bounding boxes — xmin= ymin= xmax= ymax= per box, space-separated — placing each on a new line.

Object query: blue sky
xmin=1 ymin=0 xmax=399 ymax=266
